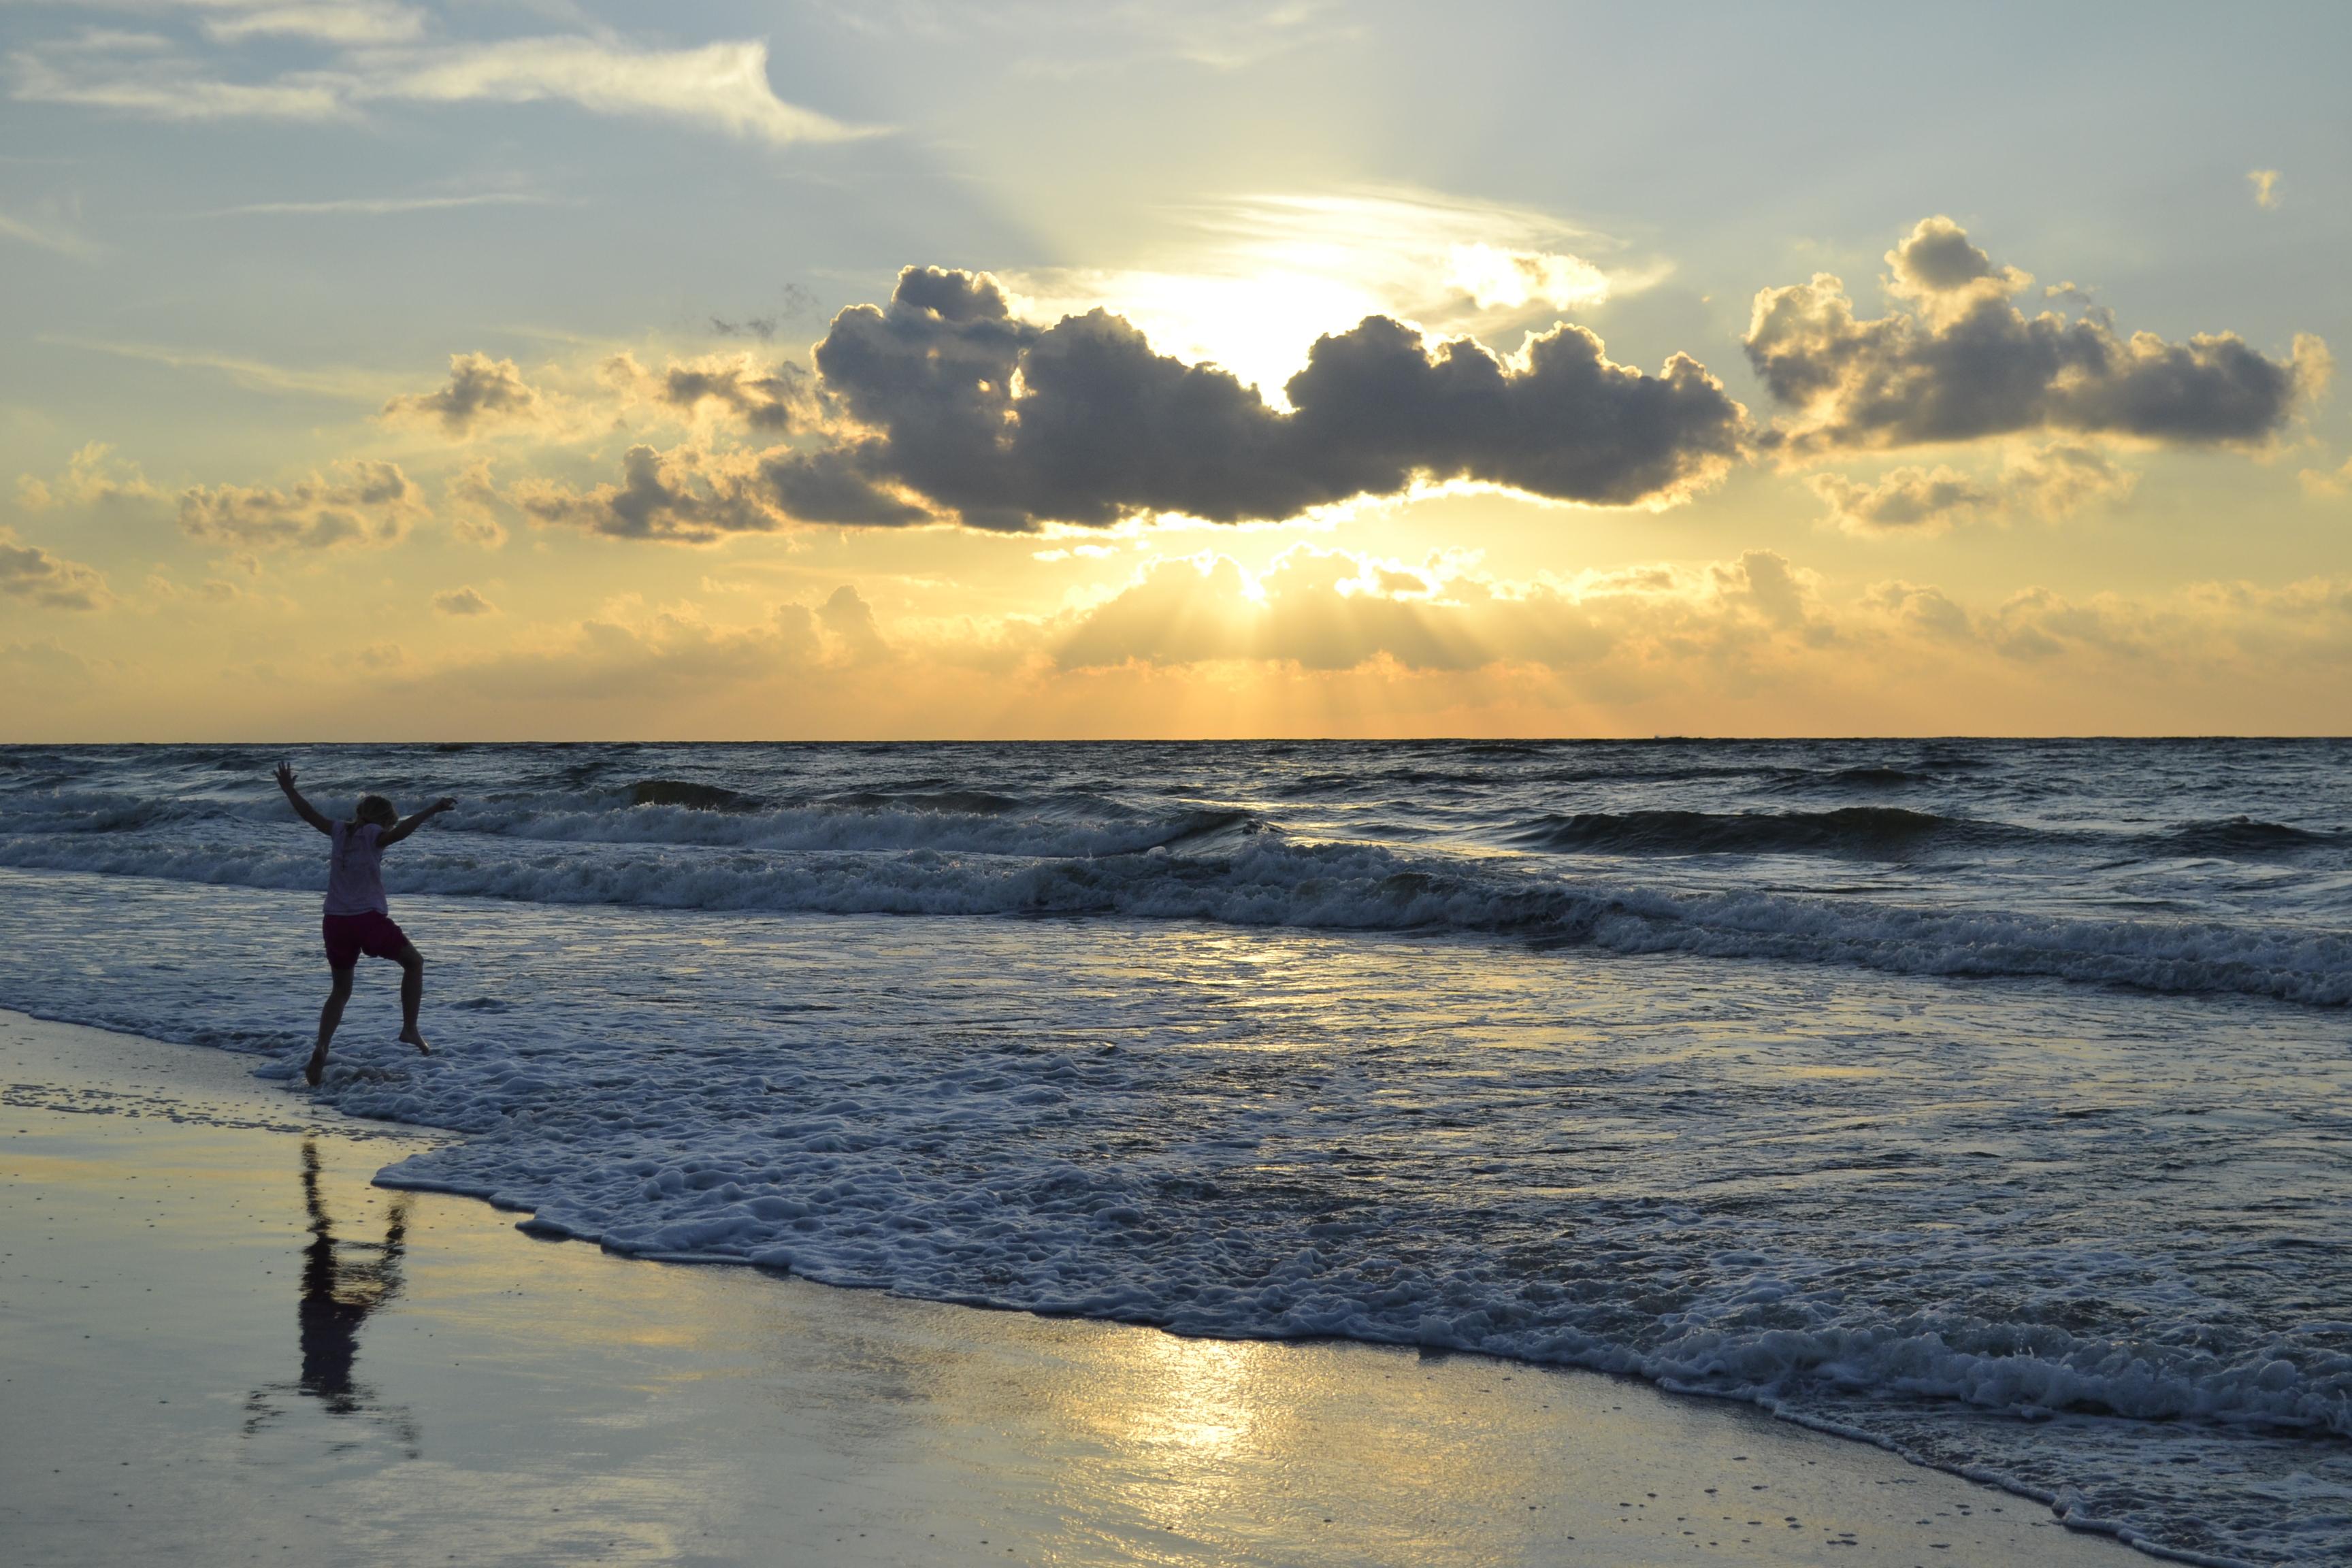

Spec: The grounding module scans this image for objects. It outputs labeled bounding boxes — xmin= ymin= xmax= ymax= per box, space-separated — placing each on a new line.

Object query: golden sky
xmin=3 ymin=2 xmax=2348 ymax=738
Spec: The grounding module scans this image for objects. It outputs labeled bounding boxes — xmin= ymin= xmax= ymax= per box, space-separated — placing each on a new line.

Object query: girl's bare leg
xmin=394 ymin=943 xmax=431 ymax=1055
xmin=309 ymin=968 xmax=355 ymax=1085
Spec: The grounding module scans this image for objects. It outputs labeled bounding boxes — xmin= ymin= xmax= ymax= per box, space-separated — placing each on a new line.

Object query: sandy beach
xmin=0 ymin=1009 xmax=2144 ymax=1568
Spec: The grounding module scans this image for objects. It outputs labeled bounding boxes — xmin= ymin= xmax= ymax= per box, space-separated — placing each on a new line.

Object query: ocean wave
xmin=630 ymin=779 xmax=762 ymax=811
xmin=1763 ymin=764 xmax=1937 ymax=790
xmin=0 ymin=781 xmax=1240 ymax=860
xmin=0 ymin=789 xmax=297 ymax=834
xmin=2148 ymin=817 xmax=2347 ymax=859
xmin=476 ymin=800 xmax=1250 ymax=858
xmin=1507 ymin=806 xmax=1971 ymax=858
xmin=1 ymin=826 xmax=2344 ymax=1006
xmin=816 ymin=787 xmax=1031 ymax=815
xmin=1508 ymin=806 xmax=2352 ymax=869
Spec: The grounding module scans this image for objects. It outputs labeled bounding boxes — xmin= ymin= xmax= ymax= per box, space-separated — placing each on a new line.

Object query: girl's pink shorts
xmin=323 ymin=911 xmax=408 ymax=970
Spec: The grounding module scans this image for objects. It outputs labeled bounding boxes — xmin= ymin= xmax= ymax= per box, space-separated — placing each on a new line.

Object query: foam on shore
xmin=1 ymin=1008 xmax=2147 ymax=1568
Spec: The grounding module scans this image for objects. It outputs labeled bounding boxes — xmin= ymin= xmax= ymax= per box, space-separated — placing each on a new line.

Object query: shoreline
xmin=0 ymin=1007 xmax=2160 ymax=1567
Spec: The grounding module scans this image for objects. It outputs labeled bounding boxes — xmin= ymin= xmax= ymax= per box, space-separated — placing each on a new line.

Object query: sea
xmin=2 ymin=738 xmax=2348 ymax=1565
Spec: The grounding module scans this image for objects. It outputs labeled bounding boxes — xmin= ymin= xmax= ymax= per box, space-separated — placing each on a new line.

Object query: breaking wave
xmin=0 ymin=813 xmax=2343 ymax=1007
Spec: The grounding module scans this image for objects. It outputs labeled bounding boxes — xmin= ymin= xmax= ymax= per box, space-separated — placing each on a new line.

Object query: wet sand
xmin=0 ymin=1010 xmax=2142 ymax=1567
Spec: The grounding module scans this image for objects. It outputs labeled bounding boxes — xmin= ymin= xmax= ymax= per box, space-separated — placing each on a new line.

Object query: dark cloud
xmin=1746 ymin=217 xmax=2328 ymax=451
xmin=513 ymin=444 xmax=779 ymax=542
xmin=178 ymin=461 xmax=423 ymax=550
xmin=708 ymin=284 xmax=819 ymax=340
xmin=658 ymin=357 xmax=809 ymax=431
xmin=755 ymin=446 xmax=931 ymax=527
xmin=382 ymin=353 xmax=546 ymax=436
xmin=708 ymin=314 xmax=778 ymax=342
xmin=0 ymin=529 xmax=110 ymax=609
xmin=751 ymin=266 xmax=1743 ymax=532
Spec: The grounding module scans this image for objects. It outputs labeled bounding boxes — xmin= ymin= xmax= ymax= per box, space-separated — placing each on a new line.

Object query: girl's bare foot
xmin=304 ymin=1049 xmax=327 ymax=1086
xmin=398 ymin=1026 xmax=431 ymax=1056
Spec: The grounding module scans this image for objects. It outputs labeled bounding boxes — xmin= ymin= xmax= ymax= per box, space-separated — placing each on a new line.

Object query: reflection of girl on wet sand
xmin=244 ymin=1141 xmax=419 ymax=1454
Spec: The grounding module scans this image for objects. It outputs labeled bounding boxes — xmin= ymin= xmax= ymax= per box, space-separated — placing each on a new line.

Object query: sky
xmin=3 ymin=0 xmax=2349 ymax=740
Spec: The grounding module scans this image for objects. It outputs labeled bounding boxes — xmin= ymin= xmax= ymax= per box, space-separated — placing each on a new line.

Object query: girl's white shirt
xmin=324 ymin=820 xmax=389 ymax=917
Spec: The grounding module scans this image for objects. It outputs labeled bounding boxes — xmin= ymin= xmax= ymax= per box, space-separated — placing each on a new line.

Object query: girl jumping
xmin=276 ymin=761 xmax=457 ymax=1085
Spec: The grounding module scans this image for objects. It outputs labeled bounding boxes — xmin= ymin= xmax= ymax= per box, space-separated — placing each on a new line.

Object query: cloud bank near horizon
xmin=20 ymin=534 xmax=2350 ymax=738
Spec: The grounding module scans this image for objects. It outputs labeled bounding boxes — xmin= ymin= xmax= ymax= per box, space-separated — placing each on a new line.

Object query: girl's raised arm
xmin=380 ymin=796 xmax=458 ymax=847
xmin=275 ymin=760 xmax=334 ymax=835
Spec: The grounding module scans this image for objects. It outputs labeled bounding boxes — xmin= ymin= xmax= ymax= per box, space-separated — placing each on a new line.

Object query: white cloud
xmin=201 ymin=3 xmax=425 ymax=46
xmin=177 ymin=459 xmax=425 ymax=550
xmin=0 ymin=528 xmax=112 ymax=610
xmin=206 ymin=191 xmax=560 ymax=216
xmin=412 ymin=599 xmax=838 ymax=706
xmin=812 ymin=0 xmax=1340 ymax=73
xmin=16 ymin=442 xmax=161 ymax=511
xmin=431 ymin=584 xmax=496 ymax=615
xmin=363 ymin=37 xmax=866 ymax=144
xmin=1809 ymin=465 xmax=1992 ymax=534
xmin=0 ymin=197 xmax=103 ymax=257
xmin=1808 ymin=444 xmax=2138 ymax=535
xmin=2302 ymin=455 xmax=2352 ymax=497
xmin=44 ymin=336 xmax=404 ymax=400
xmin=1051 ymin=544 xmax=1821 ymax=672
xmin=10 ymin=25 xmax=870 ymax=144
xmin=1000 ymin=189 xmax=1653 ymax=400
xmin=1026 ymin=541 xmax=2352 ymax=728
xmin=10 ymin=50 xmax=347 ymax=120
xmin=442 ymin=458 xmax=510 ymax=546
xmin=1445 ymin=243 xmax=1609 ymax=313
xmin=0 ymin=638 xmax=93 ymax=685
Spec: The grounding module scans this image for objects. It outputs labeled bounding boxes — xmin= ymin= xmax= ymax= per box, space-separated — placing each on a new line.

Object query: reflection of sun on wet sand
xmin=0 ymin=1011 xmax=2142 ymax=1567
xmin=242 ymin=1141 xmax=420 ymax=1456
